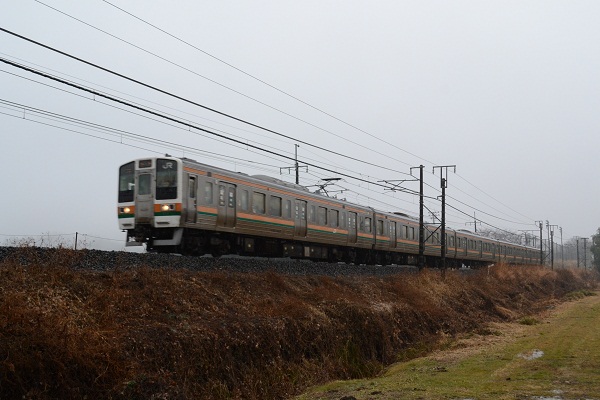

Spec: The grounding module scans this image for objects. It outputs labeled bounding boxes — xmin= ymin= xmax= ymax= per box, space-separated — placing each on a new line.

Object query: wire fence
xmin=0 ymin=232 xmax=128 ymax=251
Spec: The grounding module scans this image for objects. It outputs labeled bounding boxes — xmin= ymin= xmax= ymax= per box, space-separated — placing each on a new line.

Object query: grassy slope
xmin=297 ymin=290 xmax=600 ymax=399
xmin=0 ymin=248 xmax=598 ymax=399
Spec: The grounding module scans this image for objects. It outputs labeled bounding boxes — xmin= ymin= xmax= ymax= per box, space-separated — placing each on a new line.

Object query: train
xmin=118 ymin=156 xmax=539 ymax=267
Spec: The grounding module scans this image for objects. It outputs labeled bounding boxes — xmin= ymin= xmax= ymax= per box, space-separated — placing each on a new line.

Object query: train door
xmin=389 ymin=221 xmax=397 ymax=249
xmin=217 ymin=182 xmax=236 ymax=228
xmin=294 ymin=200 xmax=307 ymax=237
xmin=135 ymin=170 xmax=154 ymax=224
xmin=185 ymin=176 xmax=197 ymax=223
xmin=348 ymin=212 xmax=357 ymax=244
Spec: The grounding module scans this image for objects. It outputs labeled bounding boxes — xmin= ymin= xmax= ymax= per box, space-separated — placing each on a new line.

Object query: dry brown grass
xmin=0 ymin=251 xmax=597 ymax=399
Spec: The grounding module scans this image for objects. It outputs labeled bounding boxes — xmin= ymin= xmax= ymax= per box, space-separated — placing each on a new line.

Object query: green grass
xmin=296 ymin=291 xmax=600 ymax=400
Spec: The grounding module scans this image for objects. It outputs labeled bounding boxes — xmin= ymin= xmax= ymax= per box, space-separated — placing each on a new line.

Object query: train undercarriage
xmin=127 ymin=226 xmax=484 ymax=268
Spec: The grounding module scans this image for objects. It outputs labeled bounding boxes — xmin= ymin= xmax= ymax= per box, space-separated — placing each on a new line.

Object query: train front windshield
xmin=156 ymin=158 xmax=178 ymax=200
xmin=118 ymin=162 xmax=135 ymax=203
xmin=118 ymin=158 xmax=178 ymax=203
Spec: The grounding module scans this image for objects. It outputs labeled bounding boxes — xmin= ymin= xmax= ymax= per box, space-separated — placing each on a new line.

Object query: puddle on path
xmin=518 ymin=349 xmax=544 ymax=360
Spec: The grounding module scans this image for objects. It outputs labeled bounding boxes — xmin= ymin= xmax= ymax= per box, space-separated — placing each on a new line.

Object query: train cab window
xmin=156 ymin=159 xmax=178 ymax=200
xmin=118 ymin=162 xmax=135 ymax=203
xmin=252 ymin=192 xmax=266 ymax=214
xmin=376 ymin=220 xmax=384 ymax=235
xmin=330 ymin=209 xmax=339 ymax=228
xmin=317 ymin=207 xmax=328 ymax=226
xmin=203 ymin=182 xmax=214 ymax=205
xmin=138 ymin=174 xmax=151 ymax=195
xmin=364 ymin=217 xmax=372 ymax=233
xmin=284 ymin=200 xmax=292 ymax=219
xmin=240 ymin=190 xmax=249 ymax=211
xmin=270 ymin=196 xmax=282 ymax=217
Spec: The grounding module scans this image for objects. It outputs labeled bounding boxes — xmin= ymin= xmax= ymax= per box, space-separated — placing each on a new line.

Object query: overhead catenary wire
xmin=0 ymin=64 xmax=403 ymax=182
xmin=0 ymin=27 xmax=416 ymax=176
xmin=1 ymin=27 xmax=536 ymax=229
xmin=98 ymin=0 xmax=433 ymax=165
xmin=25 ymin=5 xmax=422 ymax=170
xmin=0 ymin=98 xmax=283 ymax=173
xmin=0 ymin=56 xmax=407 ymax=194
xmin=1 ymin=56 xmax=536 ymax=237
xmin=0 ymin=27 xmax=539 ymax=234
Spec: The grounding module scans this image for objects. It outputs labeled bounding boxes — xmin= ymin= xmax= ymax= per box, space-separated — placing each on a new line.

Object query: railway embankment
xmin=0 ymin=246 xmax=597 ymax=399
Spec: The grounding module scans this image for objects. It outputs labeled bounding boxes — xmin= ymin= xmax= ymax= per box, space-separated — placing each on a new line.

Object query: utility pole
xmin=382 ymin=167 xmax=423 ymax=269
xmin=559 ymin=227 xmax=564 ymax=268
xmin=583 ymin=237 xmax=588 ymax=270
xmin=535 ymin=221 xmax=544 ymax=266
xmin=547 ymin=224 xmax=558 ymax=270
xmin=433 ymin=165 xmax=456 ymax=273
xmin=465 ymin=212 xmax=478 ymax=232
xmin=576 ymin=237 xmax=580 ymax=268
xmin=410 ymin=165 xmax=425 ymax=269
xmin=279 ymin=144 xmax=307 ymax=184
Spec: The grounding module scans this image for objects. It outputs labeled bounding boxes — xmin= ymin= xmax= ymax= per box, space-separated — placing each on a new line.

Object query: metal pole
xmin=418 ymin=165 xmax=425 ymax=269
xmin=560 ymin=227 xmax=563 ymax=268
xmin=433 ymin=165 xmax=455 ymax=272
xmin=536 ymin=221 xmax=543 ymax=266
xmin=550 ymin=229 xmax=554 ymax=270
xmin=294 ymin=144 xmax=299 ymax=185
xmin=74 ymin=232 xmax=78 ymax=250
xmin=441 ymin=177 xmax=446 ymax=270
xmin=576 ymin=237 xmax=580 ymax=268
xmin=583 ymin=238 xmax=588 ymax=270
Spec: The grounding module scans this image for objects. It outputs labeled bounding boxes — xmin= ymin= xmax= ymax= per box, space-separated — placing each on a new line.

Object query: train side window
xmin=330 ymin=209 xmax=339 ymax=227
xmin=309 ymin=205 xmax=316 ymax=223
xmin=218 ymin=186 xmax=226 ymax=206
xmin=341 ymin=211 xmax=347 ymax=229
xmin=317 ymin=207 xmax=327 ymax=225
xmin=376 ymin=220 xmax=384 ymax=235
xmin=284 ymin=200 xmax=292 ymax=219
xmin=364 ymin=217 xmax=372 ymax=233
xmin=404 ymin=225 xmax=409 ymax=239
xmin=203 ymin=182 xmax=213 ymax=205
xmin=252 ymin=192 xmax=266 ymax=214
xmin=240 ymin=190 xmax=249 ymax=211
xmin=270 ymin=196 xmax=282 ymax=217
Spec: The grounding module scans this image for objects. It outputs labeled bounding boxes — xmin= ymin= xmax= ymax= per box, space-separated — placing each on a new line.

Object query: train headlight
xmin=161 ymin=204 xmax=174 ymax=212
xmin=120 ymin=207 xmax=131 ymax=214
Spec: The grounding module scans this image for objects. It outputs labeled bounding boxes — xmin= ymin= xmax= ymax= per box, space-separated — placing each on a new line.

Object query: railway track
xmin=0 ymin=246 xmax=421 ymax=276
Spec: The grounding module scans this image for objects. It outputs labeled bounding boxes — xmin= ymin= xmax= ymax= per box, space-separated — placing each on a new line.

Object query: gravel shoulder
xmin=295 ymin=291 xmax=600 ymax=400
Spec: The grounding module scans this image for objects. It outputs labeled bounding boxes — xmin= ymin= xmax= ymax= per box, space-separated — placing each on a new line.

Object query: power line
xmin=0 ymin=64 xmax=407 ymax=183
xmin=0 ymin=56 xmax=403 ymax=194
xmin=98 ymin=0 xmax=433 ymax=165
xmin=0 ymin=98 xmax=282 ymax=173
xmin=0 ymin=28 xmax=539 ymax=233
xmin=1 ymin=56 xmax=535 ymax=236
xmin=0 ymin=27 xmax=416 ymax=176
xmin=26 ymin=4 xmax=424 ymax=170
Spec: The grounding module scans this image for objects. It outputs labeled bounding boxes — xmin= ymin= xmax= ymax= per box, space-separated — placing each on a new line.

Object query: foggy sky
xmin=1 ymin=1 xmax=599 ymax=251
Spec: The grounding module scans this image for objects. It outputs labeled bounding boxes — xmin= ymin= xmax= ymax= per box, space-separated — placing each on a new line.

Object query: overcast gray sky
xmin=1 ymin=1 xmax=599 ymax=251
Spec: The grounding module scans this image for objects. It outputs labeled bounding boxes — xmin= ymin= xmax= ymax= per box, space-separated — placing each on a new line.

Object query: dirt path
xmin=296 ymin=292 xmax=600 ymax=400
